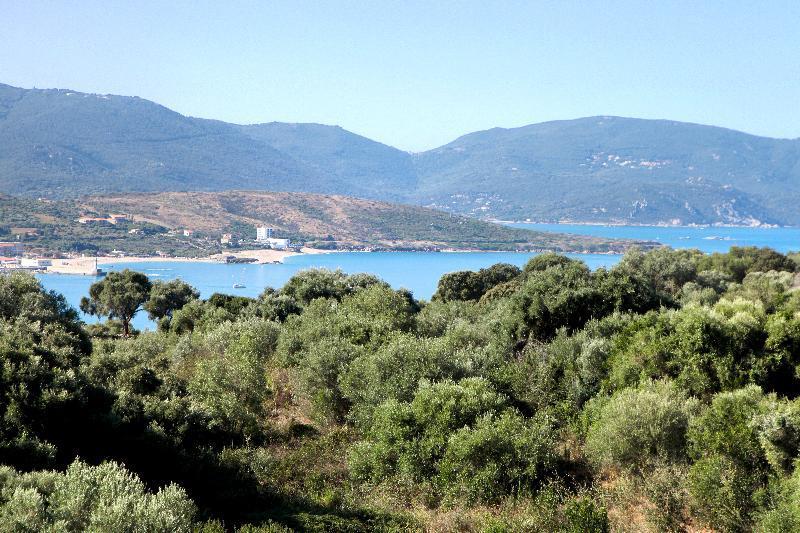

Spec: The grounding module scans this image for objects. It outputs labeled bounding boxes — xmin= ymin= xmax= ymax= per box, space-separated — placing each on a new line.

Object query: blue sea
xmin=509 ymin=223 xmax=800 ymax=254
xmin=37 ymin=224 xmax=800 ymax=330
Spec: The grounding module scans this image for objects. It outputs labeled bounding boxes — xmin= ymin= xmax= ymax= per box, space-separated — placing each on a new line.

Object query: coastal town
xmin=0 ymin=211 xmax=306 ymax=275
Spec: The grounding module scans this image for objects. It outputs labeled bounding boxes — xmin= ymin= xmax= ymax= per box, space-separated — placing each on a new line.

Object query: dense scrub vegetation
xmin=2 ymin=245 xmax=800 ymax=531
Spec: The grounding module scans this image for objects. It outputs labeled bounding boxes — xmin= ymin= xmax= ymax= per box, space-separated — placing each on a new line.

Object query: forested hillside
xmin=412 ymin=117 xmax=800 ymax=225
xmin=3 ymin=246 xmax=800 ymax=530
xmin=3 ymin=83 xmax=800 ymax=225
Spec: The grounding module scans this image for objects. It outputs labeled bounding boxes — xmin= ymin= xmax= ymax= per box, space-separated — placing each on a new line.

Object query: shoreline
xmin=44 ymin=247 xmax=333 ymax=275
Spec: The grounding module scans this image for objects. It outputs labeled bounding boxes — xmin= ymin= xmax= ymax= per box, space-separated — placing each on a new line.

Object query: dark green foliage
xmin=686 ymin=386 xmax=770 ymax=530
xmin=437 ymin=410 xmax=556 ymax=503
xmin=349 ymin=378 xmax=556 ymax=503
xmin=280 ymin=269 xmax=387 ymax=306
xmin=615 ymin=247 xmax=701 ymax=302
xmin=145 ymin=279 xmax=199 ymax=320
xmin=757 ymin=398 xmax=800 ymax=474
xmin=433 ymin=262 xmax=520 ymax=302
xmin=80 ymin=269 xmax=153 ymax=336
xmin=0 ymin=274 xmax=91 ymax=469
xmin=756 ymin=467 xmax=800 ymax=532
xmin=561 ymin=496 xmax=610 ymax=533
xmin=5 ymin=246 xmax=800 ymax=529
xmin=252 ymin=289 xmax=301 ymax=322
xmin=697 ymin=246 xmax=797 ymax=283
xmin=207 ymin=292 xmax=256 ymax=316
xmin=523 ymin=252 xmax=580 ymax=274
xmin=512 ymin=259 xmax=660 ymax=342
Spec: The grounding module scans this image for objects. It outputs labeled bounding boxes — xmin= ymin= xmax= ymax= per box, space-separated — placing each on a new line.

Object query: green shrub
xmin=584 ymin=380 xmax=696 ymax=472
xmin=298 ymin=337 xmax=365 ymax=422
xmin=433 ymin=263 xmax=520 ymax=302
xmin=687 ymin=385 xmax=768 ymax=465
xmin=696 ymin=246 xmax=796 ymax=283
xmin=756 ymin=397 xmax=800 ymax=474
xmin=686 ymin=386 xmax=772 ymax=531
xmin=437 ymin=410 xmax=556 ymax=504
xmin=281 ymin=269 xmax=386 ymax=306
xmin=562 ymin=495 xmax=610 ymax=533
xmin=756 ymin=467 xmax=800 ymax=532
xmin=687 ymin=455 xmax=761 ymax=532
xmin=188 ymin=318 xmax=280 ymax=436
xmin=349 ymin=378 xmax=555 ymax=502
xmin=0 ymin=461 xmax=195 ymax=532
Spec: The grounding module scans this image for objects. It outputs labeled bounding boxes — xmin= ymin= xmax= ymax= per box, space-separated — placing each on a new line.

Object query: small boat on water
xmin=233 ymin=283 xmax=246 ymax=289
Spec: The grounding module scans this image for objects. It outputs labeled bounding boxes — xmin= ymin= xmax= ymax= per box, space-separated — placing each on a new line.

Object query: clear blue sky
xmin=2 ymin=1 xmax=799 ymax=151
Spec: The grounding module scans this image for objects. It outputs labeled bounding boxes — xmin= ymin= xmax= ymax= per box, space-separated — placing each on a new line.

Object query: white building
xmin=256 ymin=226 xmax=274 ymax=241
xmin=20 ymin=258 xmax=52 ymax=268
xmin=264 ymin=238 xmax=290 ymax=250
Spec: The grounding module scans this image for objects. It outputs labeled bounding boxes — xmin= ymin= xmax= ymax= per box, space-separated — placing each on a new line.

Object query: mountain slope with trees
xmin=412 ymin=116 xmax=800 ymax=225
xmin=2 ymin=83 xmax=800 ymax=225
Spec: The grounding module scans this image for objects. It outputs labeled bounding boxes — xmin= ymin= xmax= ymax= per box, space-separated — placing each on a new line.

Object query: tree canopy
xmin=2 ymin=246 xmax=800 ymax=530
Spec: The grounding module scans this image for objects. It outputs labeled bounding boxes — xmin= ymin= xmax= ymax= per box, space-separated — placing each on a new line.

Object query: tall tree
xmin=80 ymin=269 xmax=152 ymax=337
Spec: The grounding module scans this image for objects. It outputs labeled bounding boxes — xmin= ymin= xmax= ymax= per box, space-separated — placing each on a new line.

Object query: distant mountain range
xmin=2 ymin=83 xmax=799 ymax=225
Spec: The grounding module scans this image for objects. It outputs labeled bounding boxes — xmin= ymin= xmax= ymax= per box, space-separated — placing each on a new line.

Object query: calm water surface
xmin=509 ymin=223 xmax=800 ymax=253
xmin=37 ymin=225 xmax=800 ymax=330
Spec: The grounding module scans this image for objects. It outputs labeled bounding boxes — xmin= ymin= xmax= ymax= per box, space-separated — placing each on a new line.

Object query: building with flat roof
xmin=20 ymin=258 xmax=52 ymax=268
xmin=265 ymin=238 xmax=290 ymax=250
xmin=256 ymin=226 xmax=274 ymax=241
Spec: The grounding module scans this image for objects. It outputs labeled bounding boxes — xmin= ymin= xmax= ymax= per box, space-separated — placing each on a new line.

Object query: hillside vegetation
xmin=84 ymin=191 xmax=637 ymax=252
xmin=2 ymin=83 xmax=800 ymax=225
xmin=2 ymin=246 xmax=800 ymax=530
xmin=0 ymin=191 xmax=638 ymax=255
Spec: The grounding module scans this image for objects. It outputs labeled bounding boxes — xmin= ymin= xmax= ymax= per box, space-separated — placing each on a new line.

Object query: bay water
xmin=37 ymin=225 xmax=800 ymax=330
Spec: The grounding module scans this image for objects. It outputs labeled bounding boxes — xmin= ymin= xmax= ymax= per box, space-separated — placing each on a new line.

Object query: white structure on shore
xmin=264 ymin=238 xmax=290 ymax=250
xmin=20 ymin=258 xmax=52 ymax=268
xmin=256 ymin=226 xmax=274 ymax=240
xmin=256 ymin=227 xmax=290 ymax=249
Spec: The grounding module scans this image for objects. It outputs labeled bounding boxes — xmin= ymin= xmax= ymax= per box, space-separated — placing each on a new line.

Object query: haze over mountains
xmin=2 ymin=82 xmax=799 ymax=225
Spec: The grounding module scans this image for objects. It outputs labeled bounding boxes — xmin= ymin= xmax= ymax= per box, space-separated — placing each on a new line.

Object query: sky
xmin=1 ymin=1 xmax=799 ymax=151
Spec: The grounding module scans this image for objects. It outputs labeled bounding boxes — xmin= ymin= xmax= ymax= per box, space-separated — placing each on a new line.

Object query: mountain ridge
xmin=1 ymin=83 xmax=799 ymax=225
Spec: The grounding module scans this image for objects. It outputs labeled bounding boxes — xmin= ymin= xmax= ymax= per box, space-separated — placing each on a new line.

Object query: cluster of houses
xmin=161 ymin=224 xmax=296 ymax=251
xmin=0 ymin=242 xmax=52 ymax=271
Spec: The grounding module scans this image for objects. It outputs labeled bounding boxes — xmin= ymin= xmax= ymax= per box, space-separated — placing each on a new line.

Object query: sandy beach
xmin=45 ymin=247 xmax=331 ymax=275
